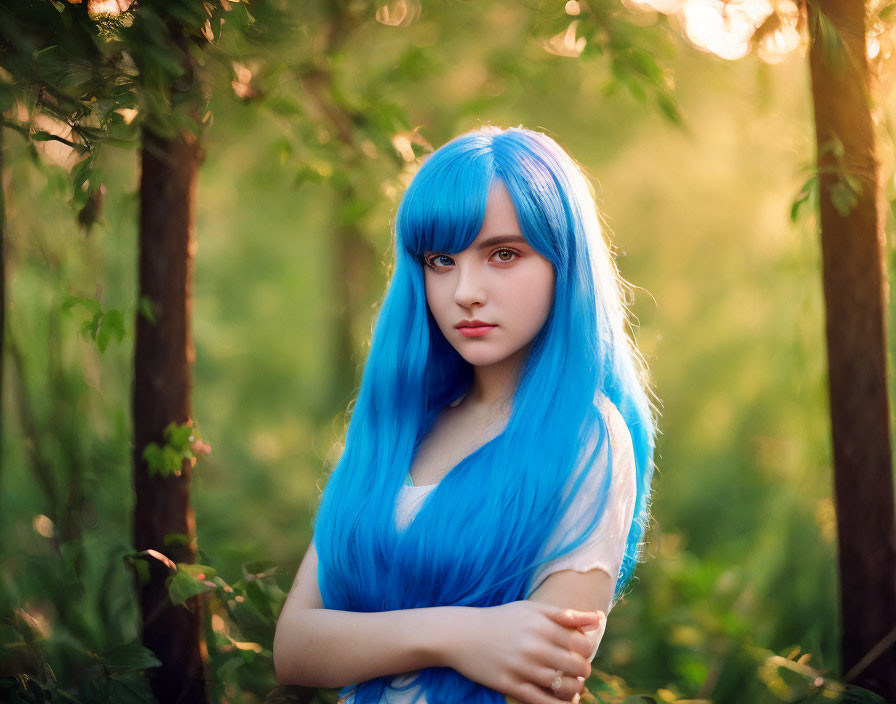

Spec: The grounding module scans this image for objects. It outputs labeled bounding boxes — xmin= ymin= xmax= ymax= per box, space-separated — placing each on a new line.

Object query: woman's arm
xmin=273 ymin=538 xmax=466 ymax=688
xmin=274 ymin=538 xmax=600 ymax=704
xmin=527 ymin=566 xmax=613 ymax=660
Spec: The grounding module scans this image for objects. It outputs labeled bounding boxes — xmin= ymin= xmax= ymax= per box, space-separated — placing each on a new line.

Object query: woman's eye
xmin=425 ymin=254 xmax=453 ymax=268
xmin=493 ymin=248 xmax=519 ymax=263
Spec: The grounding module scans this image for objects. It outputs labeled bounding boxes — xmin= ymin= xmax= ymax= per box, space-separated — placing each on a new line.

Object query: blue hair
xmin=313 ymin=126 xmax=659 ymax=704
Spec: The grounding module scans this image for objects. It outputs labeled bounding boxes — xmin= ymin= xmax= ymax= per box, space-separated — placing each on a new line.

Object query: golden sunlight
xmin=755 ymin=1 xmax=802 ymax=64
xmin=681 ymin=0 xmax=774 ymax=60
xmin=32 ymin=514 xmax=55 ymax=539
xmin=86 ymin=0 xmax=133 ymax=19
xmin=376 ymin=0 xmax=421 ymax=27
xmin=628 ymin=0 xmax=808 ymax=63
xmin=32 ymin=113 xmax=81 ymax=171
xmin=543 ymin=20 xmax=587 ymax=58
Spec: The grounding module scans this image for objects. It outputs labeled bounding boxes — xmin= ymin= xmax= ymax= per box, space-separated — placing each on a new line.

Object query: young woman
xmin=273 ymin=126 xmax=658 ymax=704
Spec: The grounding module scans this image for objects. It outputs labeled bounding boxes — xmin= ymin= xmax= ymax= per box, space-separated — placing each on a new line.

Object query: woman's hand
xmin=440 ymin=600 xmax=604 ymax=704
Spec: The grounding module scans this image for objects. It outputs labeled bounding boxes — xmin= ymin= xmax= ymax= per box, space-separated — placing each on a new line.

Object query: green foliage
xmin=0 ymin=0 xmax=284 ymax=233
xmin=141 ymin=421 xmax=206 ymax=479
xmin=0 ymin=534 xmax=292 ymax=704
xmin=1 ymin=533 xmax=162 ymax=703
xmin=807 ymin=0 xmax=848 ymax=74
xmin=790 ymin=135 xmax=865 ymax=223
xmin=790 ymin=172 xmax=818 ymax=224
xmin=167 ymin=562 xmax=217 ymax=607
xmin=61 ymin=295 xmax=126 ymax=353
xmin=136 ymin=295 xmax=159 ymax=326
xmin=817 ymin=136 xmax=863 ymax=218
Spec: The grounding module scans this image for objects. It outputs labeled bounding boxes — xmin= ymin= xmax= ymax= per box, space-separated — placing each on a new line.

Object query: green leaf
xmin=828 ymin=170 xmax=861 ymax=217
xmin=80 ymin=312 xmax=102 ymax=342
xmin=178 ymin=563 xmax=216 ymax=580
xmin=165 ymin=421 xmax=193 ymax=450
xmin=655 ymin=92 xmax=681 ymax=126
xmin=71 ymin=157 xmax=92 ymax=191
xmin=626 ymin=47 xmax=664 ymax=86
xmin=62 ymin=294 xmax=103 ymax=316
xmin=95 ymin=309 xmax=126 ymax=353
xmin=164 ymin=532 xmax=191 ymax=548
xmin=810 ymin=1 xmax=847 ymax=73
xmin=237 ymin=647 xmax=257 ymax=664
xmin=790 ymin=174 xmax=817 ymax=222
xmin=134 ymin=558 xmax=150 ymax=585
xmin=244 ymin=578 xmax=275 ymax=619
xmin=97 ymin=640 xmax=163 ymax=674
xmin=161 ymin=444 xmax=184 ymax=475
xmin=141 ymin=443 xmax=166 ymax=477
xmin=137 ymin=295 xmax=158 ymax=325
xmin=168 ymin=569 xmax=214 ymax=607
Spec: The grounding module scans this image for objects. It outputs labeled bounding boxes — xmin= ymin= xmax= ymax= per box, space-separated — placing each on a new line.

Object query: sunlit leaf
xmin=791 ymin=174 xmax=817 ymax=222
xmin=168 ymin=569 xmax=215 ymax=607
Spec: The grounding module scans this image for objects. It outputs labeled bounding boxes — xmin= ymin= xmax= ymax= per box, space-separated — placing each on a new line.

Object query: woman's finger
xmin=549 ymin=610 xmax=605 ymax=640
xmin=546 ymin=607 xmax=603 ymax=628
xmin=555 ymin=627 xmax=599 ymax=660
xmin=533 ymin=665 xmax=586 ymax=700
xmin=535 ymin=644 xmax=591 ymax=680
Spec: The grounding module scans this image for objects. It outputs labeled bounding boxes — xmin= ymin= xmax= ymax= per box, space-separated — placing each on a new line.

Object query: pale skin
xmin=273 ymin=180 xmax=615 ymax=703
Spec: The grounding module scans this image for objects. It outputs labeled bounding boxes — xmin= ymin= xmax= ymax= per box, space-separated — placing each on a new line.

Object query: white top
xmin=344 ymin=394 xmax=637 ymax=704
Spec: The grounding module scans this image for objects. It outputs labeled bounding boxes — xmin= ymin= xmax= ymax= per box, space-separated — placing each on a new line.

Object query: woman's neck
xmin=460 ymin=344 xmax=529 ymax=415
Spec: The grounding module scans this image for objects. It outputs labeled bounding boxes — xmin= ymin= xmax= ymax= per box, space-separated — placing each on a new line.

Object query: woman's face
xmin=423 ymin=180 xmax=556 ymax=369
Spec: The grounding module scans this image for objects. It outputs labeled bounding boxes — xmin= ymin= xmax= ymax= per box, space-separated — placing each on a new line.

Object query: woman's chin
xmin=457 ymin=350 xmax=512 ymax=368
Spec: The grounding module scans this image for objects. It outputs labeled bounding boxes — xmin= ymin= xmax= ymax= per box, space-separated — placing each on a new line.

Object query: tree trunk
xmin=0 ymin=127 xmax=5 ymax=471
xmin=333 ymin=178 xmax=377 ymax=406
xmin=132 ymin=125 xmax=208 ymax=704
xmin=807 ymin=1 xmax=896 ymax=697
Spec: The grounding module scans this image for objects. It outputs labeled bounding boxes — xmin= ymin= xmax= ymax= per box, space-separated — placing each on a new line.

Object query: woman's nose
xmin=452 ymin=265 xmax=487 ymax=307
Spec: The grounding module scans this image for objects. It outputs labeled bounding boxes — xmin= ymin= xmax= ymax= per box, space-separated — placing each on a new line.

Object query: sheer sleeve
xmin=528 ymin=395 xmax=637 ymax=613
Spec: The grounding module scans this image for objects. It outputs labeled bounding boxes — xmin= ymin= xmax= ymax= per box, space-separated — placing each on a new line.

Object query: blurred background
xmin=3 ymin=0 xmax=894 ymax=702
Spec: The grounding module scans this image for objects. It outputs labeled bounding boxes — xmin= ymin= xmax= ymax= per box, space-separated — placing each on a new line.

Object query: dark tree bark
xmin=807 ymin=1 xmax=896 ymax=697
xmin=132 ymin=123 xmax=208 ymax=703
xmin=0 ymin=127 xmax=5 ymax=471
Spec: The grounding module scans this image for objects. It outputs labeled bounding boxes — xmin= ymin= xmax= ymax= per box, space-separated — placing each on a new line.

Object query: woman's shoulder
xmin=592 ymin=392 xmax=636 ymax=485
xmin=594 ymin=392 xmax=627 ymax=440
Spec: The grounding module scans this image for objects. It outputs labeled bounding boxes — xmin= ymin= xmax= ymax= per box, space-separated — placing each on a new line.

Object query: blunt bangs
xmin=397 ymin=137 xmax=496 ymax=258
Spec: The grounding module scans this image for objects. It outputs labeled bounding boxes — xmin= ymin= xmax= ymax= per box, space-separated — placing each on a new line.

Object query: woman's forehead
xmin=478 ymin=181 xmax=523 ymax=237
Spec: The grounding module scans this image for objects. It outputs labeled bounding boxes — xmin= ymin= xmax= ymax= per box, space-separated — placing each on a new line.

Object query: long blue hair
xmin=313 ymin=126 xmax=658 ymax=704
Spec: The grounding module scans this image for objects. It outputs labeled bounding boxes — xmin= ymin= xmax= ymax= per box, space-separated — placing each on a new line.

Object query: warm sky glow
xmin=626 ymin=0 xmax=806 ymax=63
xmin=681 ymin=0 xmax=773 ymax=60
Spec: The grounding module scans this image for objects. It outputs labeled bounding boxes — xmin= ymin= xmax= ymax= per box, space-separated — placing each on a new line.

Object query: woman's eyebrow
xmin=475 ymin=235 xmax=528 ymax=250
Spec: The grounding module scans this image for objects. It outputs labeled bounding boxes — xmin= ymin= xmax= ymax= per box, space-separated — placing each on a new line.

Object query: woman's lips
xmin=458 ymin=325 xmax=496 ymax=337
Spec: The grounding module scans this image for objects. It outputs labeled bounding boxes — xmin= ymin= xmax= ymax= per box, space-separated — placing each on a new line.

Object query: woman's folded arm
xmin=273 ymin=537 xmax=469 ymax=688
